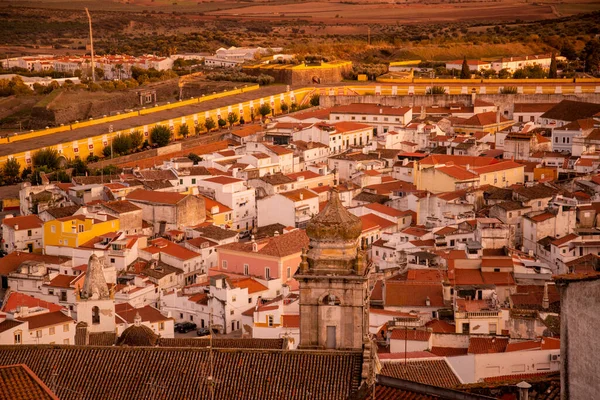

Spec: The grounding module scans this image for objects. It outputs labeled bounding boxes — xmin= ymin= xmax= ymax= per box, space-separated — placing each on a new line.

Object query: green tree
xmin=2 ymin=158 xmax=21 ymax=184
xmin=188 ymin=153 xmax=202 ymax=165
xmin=56 ymin=169 xmax=71 ymax=183
xmin=583 ymin=39 xmax=600 ymax=75
xmin=32 ymin=148 xmax=60 ymax=170
xmin=218 ymin=118 xmax=227 ymax=129
xmin=258 ymin=103 xmax=272 ymax=119
xmin=204 ymin=117 xmax=216 ymax=132
xmin=498 ymin=68 xmax=512 ymax=79
xmin=280 ymin=102 xmax=289 ymax=113
xmin=70 ymin=158 xmax=88 ymax=176
xmin=309 ymin=94 xmax=320 ymax=107
xmin=130 ymin=131 xmax=144 ymax=150
xmin=549 ymin=53 xmax=558 ymax=78
xmin=150 ymin=125 xmax=172 ymax=147
xmin=227 ymin=112 xmax=239 ymax=128
xmin=112 ymin=133 xmax=133 ymax=155
xmin=179 ymin=124 xmax=190 ymax=138
xmin=460 ymin=56 xmax=471 ymax=79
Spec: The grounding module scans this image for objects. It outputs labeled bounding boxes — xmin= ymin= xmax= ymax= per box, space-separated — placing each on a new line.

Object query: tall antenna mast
xmin=85 ymin=8 xmax=96 ymax=83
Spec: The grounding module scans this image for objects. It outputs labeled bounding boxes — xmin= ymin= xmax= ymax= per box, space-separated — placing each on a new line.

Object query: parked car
xmin=175 ymin=322 xmax=197 ymax=333
xmin=196 ymin=327 xmax=210 ymax=337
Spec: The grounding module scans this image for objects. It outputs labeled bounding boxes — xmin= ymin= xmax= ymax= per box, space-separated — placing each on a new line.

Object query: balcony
xmin=455 ymin=311 xmax=501 ymax=319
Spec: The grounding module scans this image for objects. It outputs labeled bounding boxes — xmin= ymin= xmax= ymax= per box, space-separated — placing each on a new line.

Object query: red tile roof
xmin=430 ymin=347 xmax=468 ymax=357
xmin=379 ymin=360 xmax=461 ymax=388
xmin=202 ymin=176 xmax=244 ymax=185
xmin=483 ymin=371 xmax=556 ymax=383
xmin=1 ymin=293 xmax=64 ymax=314
xmin=142 ymin=238 xmax=201 ymax=261
xmin=126 ymin=189 xmax=186 ymax=205
xmin=468 ymin=337 xmax=509 ymax=354
xmin=390 ymin=329 xmax=431 ymax=342
xmin=425 ymin=319 xmax=455 ymax=334
xmin=384 ymin=282 xmax=444 ymax=308
xmin=472 ymin=161 xmax=524 ymax=174
xmin=436 ymin=165 xmax=478 ymax=181
xmin=0 ymin=252 xmax=71 ymax=276
xmin=218 ymin=229 xmax=308 ymax=258
xmin=1 ymin=215 xmax=43 ymax=231
xmin=0 ymin=364 xmax=58 ymax=400
xmin=333 ymin=121 xmax=372 ymax=133
xmin=18 ymin=311 xmax=74 ymax=330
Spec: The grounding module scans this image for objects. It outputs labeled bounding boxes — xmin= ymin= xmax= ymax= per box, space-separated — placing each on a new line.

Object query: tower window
xmin=325 ymin=294 xmax=341 ymax=306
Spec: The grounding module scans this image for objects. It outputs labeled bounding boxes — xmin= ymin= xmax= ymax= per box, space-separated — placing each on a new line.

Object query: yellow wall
xmin=1 ymin=87 xmax=312 ymax=172
xmin=416 ymin=167 xmax=461 ymax=193
xmin=478 ymin=167 xmax=524 ymax=188
xmin=43 ymin=217 xmax=120 ymax=248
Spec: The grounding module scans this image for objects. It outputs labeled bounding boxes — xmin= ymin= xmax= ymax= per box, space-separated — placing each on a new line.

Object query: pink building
xmin=216 ymin=230 xmax=308 ymax=283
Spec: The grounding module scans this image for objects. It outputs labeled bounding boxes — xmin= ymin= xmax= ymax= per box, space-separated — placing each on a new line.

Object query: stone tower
xmin=296 ymin=188 xmax=370 ymax=351
xmin=76 ymin=255 xmax=116 ymax=334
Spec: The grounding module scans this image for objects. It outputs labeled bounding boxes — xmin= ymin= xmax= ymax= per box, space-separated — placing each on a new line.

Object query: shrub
xmin=309 ymin=94 xmax=320 ymax=107
xmin=218 ymin=118 xmax=227 ymax=129
xmin=2 ymin=158 xmax=21 ymax=184
xmin=257 ymin=74 xmax=275 ymax=85
xmin=179 ymin=124 xmax=190 ymax=138
xmin=32 ymin=148 xmax=60 ymax=170
xmin=204 ymin=117 xmax=216 ymax=132
xmin=150 ymin=125 xmax=172 ymax=147
xmin=500 ymin=86 xmax=518 ymax=94
xmin=130 ymin=131 xmax=144 ymax=150
xmin=280 ymin=102 xmax=289 ymax=113
xmin=227 ymin=112 xmax=239 ymax=127
xmin=112 ymin=133 xmax=133 ymax=155
xmin=258 ymin=103 xmax=272 ymax=118
xmin=426 ymin=86 xmax=447 ymax=95
xmin=70 ymin=158 xmax=88 ymax=176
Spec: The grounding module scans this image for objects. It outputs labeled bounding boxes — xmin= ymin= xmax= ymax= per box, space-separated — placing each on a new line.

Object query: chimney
xmin=542 ymin=283 xmax=549 ymax=310
xmin=274 ymin=231 xmax=280 ymax=237
xmin=425 ymin=296 xmax=431 ymax=306
xmin=19 ymin=306 xmax=29 ymax=317
xmin=471 ymin=90 xmax=476 ymax=105
xmin=517 ymin=381 xmax=531 ymax=400
xmin=14 ymin=224 xmax=19 ymax=231
xmin=379 ymin=108 xmax=383 ymax=114
xmin=299 ymin=193 xmax=303 ymax=200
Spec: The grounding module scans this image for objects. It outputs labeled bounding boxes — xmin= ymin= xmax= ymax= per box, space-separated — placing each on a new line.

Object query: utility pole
xmin=85 ymin=8 xmax=96 ymax=83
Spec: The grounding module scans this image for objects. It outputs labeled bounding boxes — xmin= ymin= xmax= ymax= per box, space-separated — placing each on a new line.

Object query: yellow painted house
xmin=199 ymin=195 xmax=233 ymax=228
xmin=43 ymin=214 xmax=120 ymax=249
xmin=414 ymin=155 xmax=525 ymax=193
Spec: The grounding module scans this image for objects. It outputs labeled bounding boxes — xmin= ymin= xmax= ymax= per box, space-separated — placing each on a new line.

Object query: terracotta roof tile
xmin=126 ymin=189 xmax=187 ymax=205
xmin=0 ymin=364 xmax=58 ymax=400
xmin=384 ymin=282 xmax=444 ymax=307
xmin=0 ymin=346 xmax=363 ymax=400
xmin=1 ymin=293 xmax=64 ymax=314
xmin=430 ymin=347 xmax=468 ymax=357
xmin=380 ymin=360 xmax=461 ymax=388
xmin=390 ymin=329 xmax=431 ymax=342
xmin=468 ymin=337 xmax=509 ymax=354
xmin=1 ymin=215 xmax=43 ymax=231
xmin=18 ymin=311 xmax=74 ymax=330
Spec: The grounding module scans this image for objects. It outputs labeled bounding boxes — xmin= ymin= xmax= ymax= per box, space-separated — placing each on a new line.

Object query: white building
xmin=1 ymin=215 xmax=44 ymax=254
xmin=257 ymin=189 xmax=320 ymax=228
xmin=198 ymin=176 xmax=256 ymax=232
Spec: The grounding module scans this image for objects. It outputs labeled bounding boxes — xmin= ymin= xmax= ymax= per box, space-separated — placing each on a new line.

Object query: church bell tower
xmin=296 ymin=188 xmax=370 ymax=351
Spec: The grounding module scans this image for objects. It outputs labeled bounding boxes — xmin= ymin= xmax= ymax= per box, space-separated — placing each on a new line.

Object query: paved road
xmin=0 ymin=85 xmax=291 ymax=157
